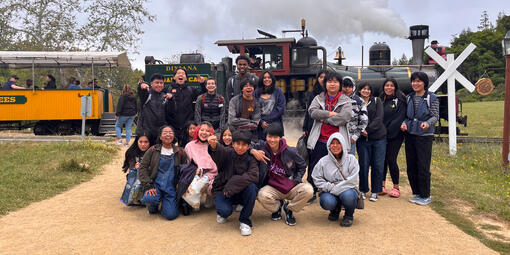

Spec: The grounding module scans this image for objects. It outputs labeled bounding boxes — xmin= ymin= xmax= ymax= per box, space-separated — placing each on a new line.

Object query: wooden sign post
xmin=425 ymin=43 xmax=476 ymax=156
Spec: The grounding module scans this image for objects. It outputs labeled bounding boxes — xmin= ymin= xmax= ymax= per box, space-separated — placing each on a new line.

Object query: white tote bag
xmin=182 ymin=170 xmax=209 ymax=209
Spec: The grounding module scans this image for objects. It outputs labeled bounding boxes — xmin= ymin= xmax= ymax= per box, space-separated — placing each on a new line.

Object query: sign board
xmin=80 ymin=96 xmax=92 ymax=117
xmin=0 ymin=95 xmax=27 ymax=104
xmin=425 ymin=43 xmax=476 ymax=156
xmin=145 ymin=63 xmax=212 ymax=91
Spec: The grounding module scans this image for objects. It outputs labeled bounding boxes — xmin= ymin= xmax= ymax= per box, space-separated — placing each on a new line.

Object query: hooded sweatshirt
xmin=264 ymin=139 xmax=298 ymax=194
xmin=311 ymin=132 xmax=359 ymax=196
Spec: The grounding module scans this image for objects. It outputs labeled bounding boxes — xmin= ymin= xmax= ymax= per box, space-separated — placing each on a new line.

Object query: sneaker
xmin=235 ymin=204 xmax=244 ymax=212
xmin=340 ymin=216 xmax=353 ymax=227
xmin=271 ymin=201 xmax=283 ymax=221
xmin=328 ymin=208 xmax=340 ymax=221
xmin=369 ymin=193 xmax=378 ymax=202
xmin=216 ymin=214 xmax=227 ymax=224
xmin=283 ymin=203 xmax=296 ymax=226
xmin=239 ymin=223 xmax=252 ymax=236
xmin=146 ymin=204 xmax=158 ymax=214
xmin=415 ymin=196 xmax=432 ymax=206
xmin=361 ymin=192 xmax=367 ymax=200
xmin=409 ymin=195 xmax=421 ymax=204
xmin=116 ymin=139 xmax=123 ymax=145
xmin=306 ymin=193 xmax=317 ymax=205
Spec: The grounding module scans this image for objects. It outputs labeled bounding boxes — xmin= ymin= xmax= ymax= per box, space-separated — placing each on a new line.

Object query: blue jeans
xmin=319 ymin=189 xmax=358 ymax=217
xmin=115 ymin=115 xmax=135 ymax=142
xmin=214 ymin=183 xmax=258 ymax=227
xmin=357 ymin=138 xmax=386 ymax=193
xmin=349 ymin=140 xmax=356 ymax=155
xmin=140 ymin=188 xmax=179 ymax=220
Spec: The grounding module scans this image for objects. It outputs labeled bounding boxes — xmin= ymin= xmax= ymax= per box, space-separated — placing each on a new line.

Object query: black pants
xmin=404 ymin=134 xmax=433 ymax=198
xmin=383 ymin=135 xmax=404 ymax=185
xmin=307 ymin=141 xmax=328 ymax=191
xmin=174 ymin=127 xmax=187 ymax=147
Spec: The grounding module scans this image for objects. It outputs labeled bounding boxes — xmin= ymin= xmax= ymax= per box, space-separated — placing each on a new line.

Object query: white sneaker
xmin=217 ymin=214 xmax=227 ymax=224
xmin=361 ymin=192 xmax=367 ymax=200
xmin=235 ymin=204 xmax=243 ymax=212
xmin=116 ymin=139 xmax=123 ymax=145
xmin=239 ymin=223 xmax=252 ymax=236
xmin=369 ymin=193 xmax=378 ymax=202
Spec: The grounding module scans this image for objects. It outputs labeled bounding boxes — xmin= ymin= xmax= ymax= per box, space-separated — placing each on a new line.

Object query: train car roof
xmin=215 ymin=38 xmax=295 ymax=53
xmin=0 ymin=51 xmax=131 ymax=68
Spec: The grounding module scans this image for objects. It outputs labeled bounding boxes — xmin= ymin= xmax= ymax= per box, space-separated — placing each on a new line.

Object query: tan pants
xmin=257 ymin=183 xmax=314 ymax=213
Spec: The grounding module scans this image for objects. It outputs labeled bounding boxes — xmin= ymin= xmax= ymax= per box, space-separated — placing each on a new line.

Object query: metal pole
xmin=91 ymin=58 xmax=95 ymax=91
xmin=32 ymin=58 xmax=35 ymax=91
xmin=361 ymin=45 xmax=364 ymax=68
xmin=503 ymin=55 xmax=510 ymax=166
xmin=81 ymin=96 xmax=87 ymax=141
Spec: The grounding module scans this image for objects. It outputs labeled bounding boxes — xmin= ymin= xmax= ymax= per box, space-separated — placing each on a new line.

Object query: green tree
xmin=392 ymin=53 xmax=413 ymax=65
xmin=477 ymin=10 xmax=493 ymax=31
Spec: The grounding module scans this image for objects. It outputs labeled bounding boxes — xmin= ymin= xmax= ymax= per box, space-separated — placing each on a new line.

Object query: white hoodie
xmin=311 ymin=132 xmax=359 ymax=196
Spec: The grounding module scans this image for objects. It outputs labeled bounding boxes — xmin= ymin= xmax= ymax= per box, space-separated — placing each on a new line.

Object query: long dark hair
xmin=257 ymin=70 xmax=276 ymax=94
xmin=380 ymin=77 xmax=406 ymax=102
xmin=312 ymin=70 xmax=328 ymax=95
xmin=219 ymin=127 xmax=233 ymax=147
xmin=122 ymin=134 xmax=151 ymax=171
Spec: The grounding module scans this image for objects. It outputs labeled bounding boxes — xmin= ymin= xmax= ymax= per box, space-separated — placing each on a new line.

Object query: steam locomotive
xmin=145 ymin=22 xmax=468 ymax=134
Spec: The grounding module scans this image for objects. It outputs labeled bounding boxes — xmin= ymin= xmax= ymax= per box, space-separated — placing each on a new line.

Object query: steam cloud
xmin=168 ymin=0 xmax=407 ymax=47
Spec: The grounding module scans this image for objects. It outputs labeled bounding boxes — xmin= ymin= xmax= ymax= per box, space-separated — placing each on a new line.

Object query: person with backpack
xmin=194 ymin=78 xmax=225 ymax=133
xmin=356 ymin=81 xmax=387 ymax=202
xmin=207 ymin=130 xmax=259 ymax=236
xmin=136 ymin=73 xmax=168 ymax=144
xmin=341 ymin=76 xmax=368 ymax=155
xmin=251 ymin=123 xmax=313 ymax=226
xmin=254 ymin=70 xmax=286 ymax=140
xmin=401 ymin=72 xmax=439 ymax=206
xmin=228 ymin=78 xmax=261 ymax=142
xmin=225 ymin=55 xmax=259 ymax=113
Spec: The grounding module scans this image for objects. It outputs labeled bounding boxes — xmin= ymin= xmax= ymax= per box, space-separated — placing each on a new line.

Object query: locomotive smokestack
xmin=408 ymin=25 xmax=429 ymax=66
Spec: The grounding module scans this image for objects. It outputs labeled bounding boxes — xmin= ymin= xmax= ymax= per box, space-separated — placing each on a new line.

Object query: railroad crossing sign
xmin=425 ymin=43 xmax=477 ymax=156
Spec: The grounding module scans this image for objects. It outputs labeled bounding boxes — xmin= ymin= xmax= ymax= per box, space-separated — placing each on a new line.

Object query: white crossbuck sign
xmin=425 ymin=43 xmax=476 ymax=156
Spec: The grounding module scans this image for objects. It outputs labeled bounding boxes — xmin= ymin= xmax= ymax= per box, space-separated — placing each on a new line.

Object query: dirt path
xmin=0 ymin=148 xmax=497 ymax=254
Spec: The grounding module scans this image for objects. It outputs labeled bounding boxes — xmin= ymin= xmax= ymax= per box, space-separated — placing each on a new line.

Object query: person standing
xmin=401 ymin=72 xmax=439 ymax=206
xmin=136 ymin=73 xmax=168 ymax=144
xmin=228 ymin=78 xmax=261 ymax=142
xmin=115 ymin=85 xmax=138 ymax=146
xmin=194 ymin=78 xmax=226 ymax=133
xmin=254 ymin=70 xmax=286 ymax=140
xmin=165 ymin=68 xmax=205 ymax=146
xmin=356 ymin=81 xmax=386 ymax=202
xmin=380 ymin=78 xmax=407 ymax=198
xmin=225 ymin=55 xmax=259 ymax=112
xmin=342 ymin=76 xmax=368 ymax=155
xmin=307 ymin=72 xmax=352 ymax=203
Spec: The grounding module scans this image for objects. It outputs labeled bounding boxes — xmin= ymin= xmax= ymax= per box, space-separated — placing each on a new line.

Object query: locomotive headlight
xmin=502 ymin=30 xmax=510 ymax=56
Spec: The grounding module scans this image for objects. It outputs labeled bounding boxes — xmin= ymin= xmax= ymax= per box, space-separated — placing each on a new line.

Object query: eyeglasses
xmin=162 ymin=131 xmax=174 ymax=135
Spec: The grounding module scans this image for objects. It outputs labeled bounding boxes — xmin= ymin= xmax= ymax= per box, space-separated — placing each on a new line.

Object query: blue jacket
xmin=254 ymin=86 xmax=286 ymax=125
xmin=405 ymin=91 xmax=438 ymax=136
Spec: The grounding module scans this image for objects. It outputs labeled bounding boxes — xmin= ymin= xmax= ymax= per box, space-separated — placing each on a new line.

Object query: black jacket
xmin=361 ymin=97 xmax=387 ymax=141
xmin=136 ymin=89 xmax=167 ymax=140
xmin=45 ymin=80 xmax=56 ymax=89
xmin=209 ymin=143 xmax=259 ymax=197
xmin=382 ymin=95 xmax=406 ymax=140
xmin=252 ymin=140 xmax=307 ymax=187
xmin=166 ymin=82 xmax=205 ymax=130
xmin=116 ymin=94 xmax=138 ymax=117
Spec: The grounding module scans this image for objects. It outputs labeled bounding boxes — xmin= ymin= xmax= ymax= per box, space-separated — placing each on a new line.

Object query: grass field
xmin=460 ymin=101 xmax=503 ymax=137
xmin=0 ymin=141 xmax=117 ymax=215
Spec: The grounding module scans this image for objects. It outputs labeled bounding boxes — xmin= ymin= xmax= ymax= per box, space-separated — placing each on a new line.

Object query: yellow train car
xmin=0 ymin=89 xmax=115 ymax=135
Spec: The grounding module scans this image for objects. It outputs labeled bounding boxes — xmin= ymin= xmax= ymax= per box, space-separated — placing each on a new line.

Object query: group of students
xmin=120 ymin=55 xmax=439 ymax=236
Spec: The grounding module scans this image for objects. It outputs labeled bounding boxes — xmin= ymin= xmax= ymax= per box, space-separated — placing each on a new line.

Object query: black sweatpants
xmin=404 ymin=134 xmax=433 ymax=198
xmin=308 ymin=141 xmax=328 ymax=191
xmin=383 ymin=135 xmax=404 ymax=185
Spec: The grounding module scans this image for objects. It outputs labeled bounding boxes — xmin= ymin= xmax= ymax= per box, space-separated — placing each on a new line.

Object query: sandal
xmin=378 ymin=186 xmax=387 ymax=195
xmin=388 ymin=188 xmax=400 ymax=198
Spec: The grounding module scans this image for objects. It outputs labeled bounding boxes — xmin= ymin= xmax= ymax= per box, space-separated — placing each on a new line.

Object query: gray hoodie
xmin=311 ymin=132 xmax=359 ymax=196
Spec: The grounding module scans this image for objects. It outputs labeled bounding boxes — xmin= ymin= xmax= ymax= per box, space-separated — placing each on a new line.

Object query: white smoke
xmin=167 ymin=0 xmax=408 ymax=47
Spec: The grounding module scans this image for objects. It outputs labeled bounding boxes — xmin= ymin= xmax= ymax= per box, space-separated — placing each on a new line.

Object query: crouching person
xmin=312 ymin=132 xmax=359 ymax=227
xmin=139 ymin=125 xmax=188 ymax=220
xmin=208 ymin=130 xmax=259 ymax=236
xmin=251 ymin=123 xmax=313 ymax=226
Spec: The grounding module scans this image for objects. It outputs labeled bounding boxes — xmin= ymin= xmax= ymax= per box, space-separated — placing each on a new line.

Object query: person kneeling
xmin=251 ymin=123 xmax=313 ymax=226
xmin=208 ymin=131 xmax=259 ymax=236
xmin=312 ymin=132 xmax=359 ymax=227
xmin=139 ymin=125 xmax=188 ymax=220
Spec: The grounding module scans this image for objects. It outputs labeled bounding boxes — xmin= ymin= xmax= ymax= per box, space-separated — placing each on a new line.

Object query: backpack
xmin=200 ymin=94 xmax=223 ymax=107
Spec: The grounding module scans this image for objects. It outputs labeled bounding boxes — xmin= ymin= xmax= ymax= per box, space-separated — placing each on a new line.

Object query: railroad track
xmin=0 ymin=135 xmax=111 ymax=143
xmin=435 ymin=136 xmax=503 ymax=144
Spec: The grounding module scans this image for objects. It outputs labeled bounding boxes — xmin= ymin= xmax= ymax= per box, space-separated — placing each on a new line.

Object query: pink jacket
xmin=184 ymin=140 xmax=218 ymax=194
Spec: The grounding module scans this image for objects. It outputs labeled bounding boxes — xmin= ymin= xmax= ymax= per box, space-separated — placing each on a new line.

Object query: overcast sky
xmin=130 ymin=0 xmax=508 ymax=70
